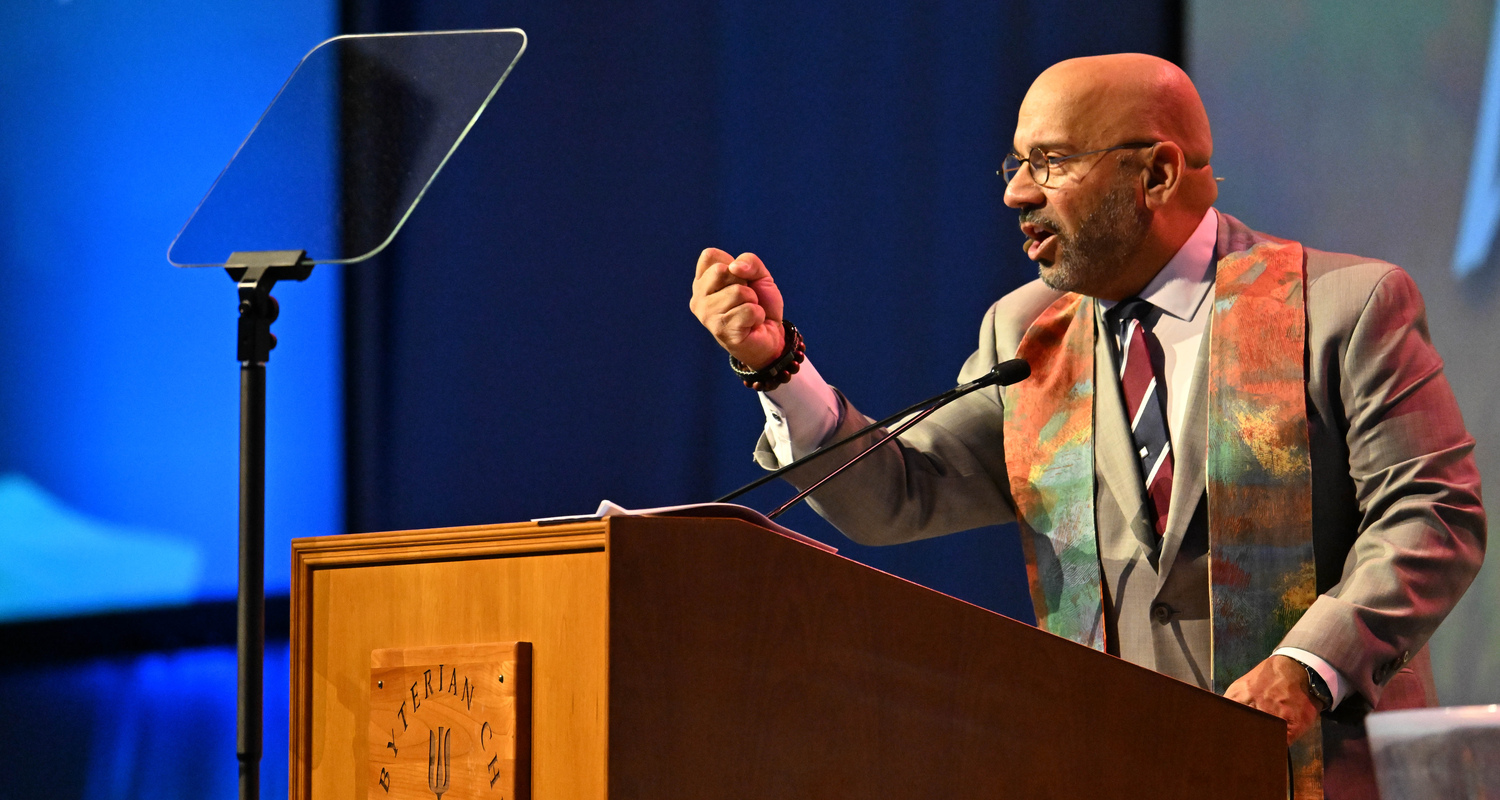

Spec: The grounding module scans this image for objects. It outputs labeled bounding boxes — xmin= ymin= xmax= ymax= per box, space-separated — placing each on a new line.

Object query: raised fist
xmin=689 ymin=248 xmax=785 ymax=369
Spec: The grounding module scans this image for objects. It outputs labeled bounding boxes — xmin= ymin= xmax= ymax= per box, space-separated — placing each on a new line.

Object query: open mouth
xmin=1020 ymin=221 xmax=1058 ymax=261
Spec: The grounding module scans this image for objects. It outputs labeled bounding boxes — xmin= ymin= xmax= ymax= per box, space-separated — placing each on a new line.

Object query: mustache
xmin=1018 ymin=210 xmax=1061 ymax=231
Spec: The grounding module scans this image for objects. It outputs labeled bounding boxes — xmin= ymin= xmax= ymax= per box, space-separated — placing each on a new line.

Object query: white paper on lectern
xmin=533 ymin=500 xmax=837 ymax=554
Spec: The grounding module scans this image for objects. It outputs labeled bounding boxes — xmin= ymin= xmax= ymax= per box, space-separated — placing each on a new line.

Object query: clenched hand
xmin=689 ymin=248 xmax=785 ymax=369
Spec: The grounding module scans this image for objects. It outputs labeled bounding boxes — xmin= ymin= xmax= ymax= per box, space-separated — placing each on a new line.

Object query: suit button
xmin=1150 ymin=602 xmax=1174 ymax=624
xmin=1374 ymin=657 xmax=1400 ymax=684
xmin=1375 ymin=652 xmax=1410 ymax=684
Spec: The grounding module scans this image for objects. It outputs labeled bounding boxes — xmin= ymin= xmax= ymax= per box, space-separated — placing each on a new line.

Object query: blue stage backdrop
xmin=343 ymin=0 xmax=1179 ymax=622
xmin=0 ymin=1 xmax=333 ymax=798
xmin=0 ymin=1 xmax=1176 ymax=798
xmin=0 ymin=644 xmax=292 ymax=800
xmin=0 ymin=0 xmax=340 ymax=622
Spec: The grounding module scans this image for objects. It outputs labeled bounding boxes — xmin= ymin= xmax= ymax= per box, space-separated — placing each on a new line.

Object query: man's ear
xmin=1141 ymin=141 xmax=1184 ymax=210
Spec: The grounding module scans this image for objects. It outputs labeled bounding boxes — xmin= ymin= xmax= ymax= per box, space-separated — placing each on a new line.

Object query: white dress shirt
xmin=756 ymin=207 xmax=1348 ymax=707
xmin=1096 ymin=207 xmax=1219 ymax=452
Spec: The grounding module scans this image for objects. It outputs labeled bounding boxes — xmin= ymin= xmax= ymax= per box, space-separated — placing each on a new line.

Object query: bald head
xmin=1024 ymin=54 xmax=1212 ymax=165
xmin=1018 ymin=54 xmax=1216 ymax=209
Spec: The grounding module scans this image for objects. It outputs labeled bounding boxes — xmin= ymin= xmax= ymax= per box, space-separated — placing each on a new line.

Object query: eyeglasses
xmin=1000 ymin=142 xmax=1157 ymax=187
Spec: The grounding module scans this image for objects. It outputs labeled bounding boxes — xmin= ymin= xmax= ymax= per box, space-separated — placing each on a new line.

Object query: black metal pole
xmin=228 ymin=252 xmax=307 ymax=800
xmin=239 ymin=361 xmax=266 ymax=800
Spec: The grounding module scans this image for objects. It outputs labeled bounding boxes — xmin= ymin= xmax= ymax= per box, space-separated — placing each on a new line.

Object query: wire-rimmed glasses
xmin=1000 ymin=142 xmax=1157 ymax=187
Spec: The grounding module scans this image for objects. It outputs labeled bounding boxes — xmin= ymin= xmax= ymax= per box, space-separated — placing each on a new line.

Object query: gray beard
xmin=1037 ymin=177 xmax=1150 ymax=295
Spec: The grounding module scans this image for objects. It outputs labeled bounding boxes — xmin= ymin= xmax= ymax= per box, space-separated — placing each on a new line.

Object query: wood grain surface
xmin=291 ymin=521 xmax=607 ymax=800
xmin=604 ymin=515 xmax=1285 ymax=799
xmin=291 ymin=516 xmax=1284 ymax=799
xmin=368 ymin=642 xmax=531 ymax=800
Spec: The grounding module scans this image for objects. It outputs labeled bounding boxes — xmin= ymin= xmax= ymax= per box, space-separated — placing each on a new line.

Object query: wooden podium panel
xmin=292 ymin=515 xmax=1285 ymax=799
xmin=604 ymin=517 xmax=1283 ymax=798
xmin=291 ymin=521 xmax=610 ymax=800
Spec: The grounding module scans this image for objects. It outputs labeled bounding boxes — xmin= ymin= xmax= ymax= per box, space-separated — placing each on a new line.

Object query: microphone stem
xmin=714 ymin=367 xmax=1001 ymax=505
xmin=766 ymin=401 xmax=943 ymax=520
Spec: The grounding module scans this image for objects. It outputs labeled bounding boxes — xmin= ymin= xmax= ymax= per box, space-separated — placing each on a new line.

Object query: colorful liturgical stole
xmin=1001 ymin=235 xmax=1321 ymax=799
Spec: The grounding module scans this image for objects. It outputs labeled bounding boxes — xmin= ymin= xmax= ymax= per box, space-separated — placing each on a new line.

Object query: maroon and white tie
xmin=1114 ymin=298 xmax=1174 ymax=538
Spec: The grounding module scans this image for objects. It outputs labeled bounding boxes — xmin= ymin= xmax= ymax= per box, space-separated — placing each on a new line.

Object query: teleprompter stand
xmin=228 ymin=250 xmax=312 ymax=800
xmin=166 ymin=30 xmax=526 ymax=800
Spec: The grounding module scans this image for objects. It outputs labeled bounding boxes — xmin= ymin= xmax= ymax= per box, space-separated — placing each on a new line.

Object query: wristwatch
xmin=1296 ymin=660 xmax=1333 ymax=711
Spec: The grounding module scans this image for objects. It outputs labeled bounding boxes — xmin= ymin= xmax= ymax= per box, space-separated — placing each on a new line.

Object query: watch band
xmin=1297 ymin=659 xmax=1333 ymax=711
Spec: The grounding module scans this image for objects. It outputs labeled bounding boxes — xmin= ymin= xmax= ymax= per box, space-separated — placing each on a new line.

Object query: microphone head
xmin=991 ymin=358 xmax=1031 ymax=386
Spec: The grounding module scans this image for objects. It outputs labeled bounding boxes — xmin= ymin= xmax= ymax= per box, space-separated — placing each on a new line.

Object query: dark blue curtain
xmin=345 ymin=0 xmax=1180 ymax=619
xmin=0 ymin=3 xmax=1179 ymax=800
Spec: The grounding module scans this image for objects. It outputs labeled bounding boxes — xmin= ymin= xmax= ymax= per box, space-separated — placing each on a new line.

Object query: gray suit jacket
xmin=758 ymin=213 xmax=1485 ymax=798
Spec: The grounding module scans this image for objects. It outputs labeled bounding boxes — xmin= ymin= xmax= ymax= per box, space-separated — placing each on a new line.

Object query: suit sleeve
xmin=751 ymin=302 xmax=1018 ymax=545
xmin=1279 ymin=267 xmax=1486 ymax=704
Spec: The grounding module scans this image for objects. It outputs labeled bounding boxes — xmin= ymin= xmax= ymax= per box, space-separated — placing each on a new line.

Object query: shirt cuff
xmin=1273 ymin=646 xmax=1352 ymax=710
xmin=759 ymin=357 xmax=841 ymax=466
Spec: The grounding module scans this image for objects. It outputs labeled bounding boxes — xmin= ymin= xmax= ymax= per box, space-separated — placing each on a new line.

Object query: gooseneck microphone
xmin=715 ymin=358 xmax=1031 ymax=519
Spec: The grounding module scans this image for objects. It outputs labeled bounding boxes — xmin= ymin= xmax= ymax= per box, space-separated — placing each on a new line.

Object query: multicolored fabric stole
xmin=1001 ymin=234 xmax=1321 ymax=798
xmin=1208 ymin=237 xmax=1321 ymax=799
xmin=1002 ymin=294 xmax=1103 ymax=649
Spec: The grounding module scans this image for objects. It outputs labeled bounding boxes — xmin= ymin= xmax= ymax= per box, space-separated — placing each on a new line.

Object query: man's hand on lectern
xmin=1224 ymin=654 xmax=1321 ymax=745
xmin=690 ymin=248 xmax=786 ymax=369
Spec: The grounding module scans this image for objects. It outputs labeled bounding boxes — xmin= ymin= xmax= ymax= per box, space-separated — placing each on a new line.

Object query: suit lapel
xmin=1091 ymin=305 xmax=1159 ymax=562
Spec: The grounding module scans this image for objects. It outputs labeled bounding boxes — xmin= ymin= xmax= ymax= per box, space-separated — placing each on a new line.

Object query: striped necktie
xmin=1114 ymin=297 xmax=1174 ymax=538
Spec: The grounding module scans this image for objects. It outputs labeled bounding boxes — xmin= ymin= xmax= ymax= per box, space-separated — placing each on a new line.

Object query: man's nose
xmin=1003 ymin=167 xmax=1044 ymax=210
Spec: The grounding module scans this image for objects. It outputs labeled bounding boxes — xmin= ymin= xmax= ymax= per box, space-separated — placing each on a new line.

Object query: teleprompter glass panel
xmin=168 ymin=29 xmax=526 ymax=267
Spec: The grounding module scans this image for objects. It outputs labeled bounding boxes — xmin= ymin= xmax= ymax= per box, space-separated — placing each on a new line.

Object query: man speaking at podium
xmin=689 ymin=54 xmax=1485 ymax=799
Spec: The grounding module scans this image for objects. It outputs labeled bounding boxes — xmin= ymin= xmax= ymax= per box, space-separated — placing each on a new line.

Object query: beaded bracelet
xmin=729 ymin=320 xmax=805 ymax=391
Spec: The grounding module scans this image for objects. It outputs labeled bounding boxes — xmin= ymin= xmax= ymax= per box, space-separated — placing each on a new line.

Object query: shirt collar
xmin=1099 ymin=207 xmax=1218 ymax=321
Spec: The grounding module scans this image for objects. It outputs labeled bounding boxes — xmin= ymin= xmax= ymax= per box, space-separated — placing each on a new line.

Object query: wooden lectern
xmin=290 ymin=515 xmax=1285 ymax=799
